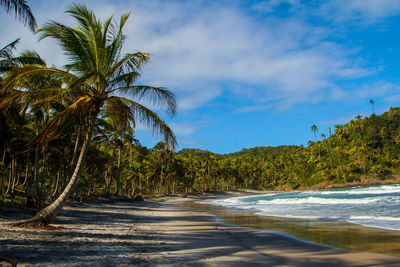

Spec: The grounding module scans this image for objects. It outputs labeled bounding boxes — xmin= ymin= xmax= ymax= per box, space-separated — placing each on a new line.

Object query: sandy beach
xmin=1 ymin=193 xmax=400 ymax=266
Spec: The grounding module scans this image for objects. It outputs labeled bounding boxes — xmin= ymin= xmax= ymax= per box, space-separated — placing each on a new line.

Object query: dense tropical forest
xmin=2 ymin=105 xmax=400 ymax=206
xmin=2 ymin=1 xmax=400 ymax=226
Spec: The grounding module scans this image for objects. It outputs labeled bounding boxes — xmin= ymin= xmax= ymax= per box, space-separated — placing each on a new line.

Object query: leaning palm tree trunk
xmin=4 ymin=3 xmax=176 ymax=226
xmin=11 ymin=113 xmax=97 ymax=227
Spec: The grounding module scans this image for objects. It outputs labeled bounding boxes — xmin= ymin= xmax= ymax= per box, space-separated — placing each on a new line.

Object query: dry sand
xmin=1 ymin=193 xmax=400 ymax=266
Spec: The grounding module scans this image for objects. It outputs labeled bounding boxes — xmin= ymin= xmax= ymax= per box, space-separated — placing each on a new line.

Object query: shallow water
xmin=206 ymin=184 xmax=400 ymax=230
xmin=190 ymin=185 xmax=400 ymax=257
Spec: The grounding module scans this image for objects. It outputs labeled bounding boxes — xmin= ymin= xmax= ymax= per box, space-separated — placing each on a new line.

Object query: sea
xmin=205 ymin=184 xmax=400 ymax=231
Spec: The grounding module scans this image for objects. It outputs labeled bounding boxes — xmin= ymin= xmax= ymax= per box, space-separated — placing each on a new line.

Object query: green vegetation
xmin=1 ymin=1 xmax=400 ymax=227
xmin=1 ymin=3 xmax=176 ymax=226
xmin=3 ymin=108 xmax=400 ymax=212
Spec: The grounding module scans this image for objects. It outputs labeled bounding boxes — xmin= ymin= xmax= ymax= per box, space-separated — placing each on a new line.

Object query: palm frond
xmin=67 ymin=4 xmax=103 ymax=73
xmin=108 ymin=96 xmax=177 ymax=149
xmin=107 ymin=13 xmax=130 ymax=67
xmin=1 ymin=64 xmax=78 ymax=94
xmin=1 ymin=87 xmax=67 ymax=108
xmin=38 ymin=21 xmax=93 ymax=74
xmin=0 ymin=0 xmax=37 ymax=31
xmin=37 ymin=96 xmax=90 ymax=142
xmin=0 ymin=50 xmax=45 ymax=73
xmin=104 ymin=97 xmax=132 ymax=130
xmin=113 ymin=85 xmax=177 ymax=117
xmin=0 ymin=38 xmax=20 ymax=59
xmin=108 ymin=71 xmax=140 ymax=88
xmin=109 ymin=52 xmax=150 ymax=77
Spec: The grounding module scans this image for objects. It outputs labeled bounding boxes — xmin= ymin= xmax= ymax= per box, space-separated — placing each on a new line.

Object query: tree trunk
xmin=115 ymin=147 xmax=122 ymax=196
xmin=1 ymin=148 xmax=5 ymax=197
xmin=105 ymin=143 xmax=117 ymax=197
xmin=139 ymin=166 xmax=142 ymax=193
xmin=21 ymin=164 xmax=29 ymax=187
xmin=1 ymin=147 xmax=5 ymax=166
xmin=39 ymin=154 xmax=47 ymax=199
xmin=11 ymin=156 xmax=17 ymax=194
xmin=159 ymin=164 xmax=164 ymax=195
xmin=52 ymin=169 xmax=60 ymax=197
xmin=11 ymin=112 xmax=97 ymax=227
xmin=69 ymin=128 xmax=81 ymax=176
xmin=63 ymin=144 xmax=71 ymax=190
xmin=33 ymin=117 xmax=40 ymax=196
xmin=5 ymin=166 xmax=12 ymax=195
xmin=130 ymin=179 xmax=138 ymax=197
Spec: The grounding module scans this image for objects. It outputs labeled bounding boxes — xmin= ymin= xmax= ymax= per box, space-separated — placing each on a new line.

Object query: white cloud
xmin=353 ymin=82 xmax=400 ymax=99
xmin=170 ymin=122 xmax=197 ymax=136
xmin=251 ymin=0 xmax=302 ymax=14
xmin=177 ymin=86 xmax=222 ymax=110
xmin=0 ymin=0 xmax=374 ymax=113
xmin=319 ymin=0 xmax=400 ymax=24
xmin=127 ymin=2 xmax=368 ymax=111
xmin=384 ymin=94 xmax=400 ymax=103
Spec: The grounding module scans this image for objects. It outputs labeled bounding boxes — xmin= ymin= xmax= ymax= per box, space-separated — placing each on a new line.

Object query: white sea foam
xmin=204 ymin=184 xmax=400 ymax=230
xmin=320 ymin=185 xmax=400 ymax=195
xmin=203 ymin=193 xmax=277 ymax=206
xmin=256 ymin=196 xmax=382 ymax=205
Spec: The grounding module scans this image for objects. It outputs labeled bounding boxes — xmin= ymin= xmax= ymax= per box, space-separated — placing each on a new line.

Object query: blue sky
xmin=3 ymin=0 xmax=400 ymax=153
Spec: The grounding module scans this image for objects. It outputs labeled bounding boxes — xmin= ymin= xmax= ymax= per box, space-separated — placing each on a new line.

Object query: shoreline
xmin=189 ymin=193 xmax=400 ymax=258
xmin=1 ymin=192 xmax=400 ymax=266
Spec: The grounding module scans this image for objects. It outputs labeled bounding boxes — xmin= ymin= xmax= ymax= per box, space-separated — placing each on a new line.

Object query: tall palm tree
xmin=369 ymin=99 xmax=375 ymax=114
xmin=311 ymin=124 xmax=320 ymax=159
xmin=2 ymin=4 xmax=176 ymax=226
xmin=154 ymin=141 xmax=173 ymax=195
xmin=311 ymin=124 xmax=318 ymax=141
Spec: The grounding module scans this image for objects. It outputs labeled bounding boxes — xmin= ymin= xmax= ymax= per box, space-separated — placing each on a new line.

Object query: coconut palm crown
xmin=1 ymin=4 xmax=176 ymax=226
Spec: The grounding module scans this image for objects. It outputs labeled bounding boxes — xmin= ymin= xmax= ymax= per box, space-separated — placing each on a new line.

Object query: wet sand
xmin=1 ymin=193 xmax=400 ymax=266
xmin=190 ymin=200 xmax=400 ymax=258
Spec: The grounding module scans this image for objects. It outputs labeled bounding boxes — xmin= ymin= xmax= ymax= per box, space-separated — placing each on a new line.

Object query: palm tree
xmin=311 ymin=124 xmax=320 ymax=159
xmin=311 ymin=124 xmax=318 ymax=141
xmin=2 ymin=4 xmax=176 ymax=226
xmin=369 ymin=99 xmax=375 ymax=114
xmin=154 ymin=141 xmax=173 ymax=195
xmin=201 ymin=152 xmax=214 ymax=191
xmin=101 ymin=117 xmax=128 ymax=197
xmin=1 ymin=0 xmax=36 ymax=31
xmin=183 ymin=154 xmax=197 ymax=193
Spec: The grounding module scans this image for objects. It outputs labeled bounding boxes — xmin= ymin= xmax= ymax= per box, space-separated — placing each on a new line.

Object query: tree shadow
xmin=1 ymin=200 xmax=400 ymax=266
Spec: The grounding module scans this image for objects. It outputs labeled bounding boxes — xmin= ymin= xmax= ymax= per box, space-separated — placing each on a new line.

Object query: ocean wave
xmin=320 ymin=185 xmax=400 ymax=195
xmin=204 ymin=193 xmax=277 ymax=206
xmin=256 ymin=196 xmax=382 ymax=205
xmin=203 ymin=184 xmax=400 ymax=231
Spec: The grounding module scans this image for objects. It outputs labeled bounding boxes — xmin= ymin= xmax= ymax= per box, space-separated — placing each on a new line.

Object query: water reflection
xmin=189 ymin=201 xmax=400 ymax=257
